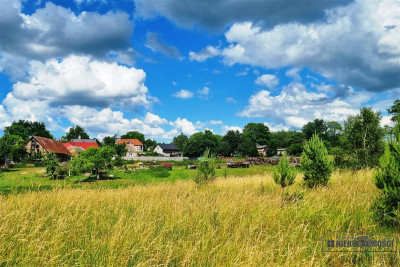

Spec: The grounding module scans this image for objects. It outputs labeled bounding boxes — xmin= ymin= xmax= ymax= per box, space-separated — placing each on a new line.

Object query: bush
xmin=43 ymin=152 xmax=60 ymax=179
xmin=112 ymin=156 xmax=124 ymax=167
xmin=273 ymin=153 xmax=296 ymax=189
xmin=56 ymin=162 xmax=70 ymax=177
xmin=195 ymin=148 xmax=216 ymax=185
xmin=373 ymin=131 xmax=400 ymax=226
xmin=301 ymin=133 xmax=333 ymax=188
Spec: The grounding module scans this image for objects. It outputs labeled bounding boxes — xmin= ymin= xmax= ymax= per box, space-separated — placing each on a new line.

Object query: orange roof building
xmin=115 ymin=139 xmax=143 ymax=146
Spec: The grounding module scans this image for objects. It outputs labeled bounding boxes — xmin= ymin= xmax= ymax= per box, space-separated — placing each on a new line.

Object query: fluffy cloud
xmin=239 ymin=82 xmax=365 ymax=129
xmin=145 ymin=32 xmax=181 ymax=58
xmin=11 ymin=55 xmax=151 ymax=109
xmin=197 ymin=86 xmax=210 ymax=98
xmin=173 ymin=89 xmax=194 ymax=99
xmin=59 ymin=106 xmax=167 ymax=139
xmin=134 ymin=0 xmax=352 ymax=31
xmin=217 ymin=0 xmax=400 ymax=92
xmin=170 ymin=118 xmax=197 ymax=135
xmin=144 ymin=112 xmax=168 ymax=125
xmin=189 ymin=46 xmax=221 ymax=62
xmin=0 ymin=0 xmax=134 ymax=79
xmin=0 ymin=55 xmax=155 ymax=133
xmin=255 ymin=74 xmax=279 ymax=89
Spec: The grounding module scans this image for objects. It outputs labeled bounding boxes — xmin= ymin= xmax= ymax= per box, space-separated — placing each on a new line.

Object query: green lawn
xmin=0 ymin=165 xmax=276 ymax=195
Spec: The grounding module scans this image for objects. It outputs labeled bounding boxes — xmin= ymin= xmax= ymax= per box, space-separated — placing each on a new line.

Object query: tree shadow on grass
xmin=0 ymin=168 xmax=20 ymax=172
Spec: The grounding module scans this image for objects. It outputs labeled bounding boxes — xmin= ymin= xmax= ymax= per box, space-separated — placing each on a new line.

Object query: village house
xmin=115 ymin=138 xmax=143 ymax=157
xmin=154 ymin=143 xmax=181 ymax=157
xmin=26 ymin=136 xmax=71 ymax=161
xmin=256 ymin=144 xmax=268 ymax=156
xmin=62 ymin=138 xmax=98 ymax=155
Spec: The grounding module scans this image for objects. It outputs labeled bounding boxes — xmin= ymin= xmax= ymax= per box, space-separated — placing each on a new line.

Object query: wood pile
xmin=245 ymin=157 xmax=301 ymax=166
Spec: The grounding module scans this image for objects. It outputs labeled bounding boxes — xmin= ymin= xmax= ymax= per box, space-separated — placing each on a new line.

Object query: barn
xmin=26 ymin=136 xmax=71 ymax=161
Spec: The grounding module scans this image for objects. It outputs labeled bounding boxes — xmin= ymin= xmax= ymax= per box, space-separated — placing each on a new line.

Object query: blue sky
xmin=0 ymin=0 xmax=399 ymax=141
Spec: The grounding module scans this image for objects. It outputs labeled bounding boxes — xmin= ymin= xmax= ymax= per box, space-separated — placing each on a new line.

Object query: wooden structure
xmin=26 ymin=136 xmax=71 ymax=161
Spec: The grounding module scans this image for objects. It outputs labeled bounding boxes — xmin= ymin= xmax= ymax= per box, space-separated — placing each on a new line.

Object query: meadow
xmin=0 ymin=167 xmax=399 ymax=266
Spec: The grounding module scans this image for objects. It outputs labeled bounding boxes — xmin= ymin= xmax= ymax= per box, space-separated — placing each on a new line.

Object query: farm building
xmin=256 ymin=144 xmax=268 ymax=156
xmin=154 ymin=143 xmax=181 ymax=157
xmin=63 ymin=138 xmax=98 ymax=155
xmin=115 ymin=138 xmax=143 ymax=157
xmin=26 ymin=136 xmax=71 ymax=161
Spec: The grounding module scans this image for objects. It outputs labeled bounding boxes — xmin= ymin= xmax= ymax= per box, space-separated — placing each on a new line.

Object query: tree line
xmin=1 ymin=99 xmax=399 ymax=170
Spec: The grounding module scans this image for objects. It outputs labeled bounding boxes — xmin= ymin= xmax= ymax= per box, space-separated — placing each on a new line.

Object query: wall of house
xmin=154 ymin=146 xmax=168 ymax=156
xmin=26 ymin=140 xmax=47 ymax=155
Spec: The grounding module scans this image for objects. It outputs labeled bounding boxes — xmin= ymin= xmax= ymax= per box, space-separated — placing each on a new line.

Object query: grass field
xmin=0 ymin=165 xmax=275 ymax=195
xmin=0 ymin=168 xmax=399 ymax=266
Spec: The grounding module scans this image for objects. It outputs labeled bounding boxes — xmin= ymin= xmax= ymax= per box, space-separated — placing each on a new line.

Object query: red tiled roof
xmin=33 ymin=136 xmax=71 ymax=155
xmin=116 ymin=139 xmax=143 ymax=146
xmin=63 ymin=141 xmax=98 ymax=150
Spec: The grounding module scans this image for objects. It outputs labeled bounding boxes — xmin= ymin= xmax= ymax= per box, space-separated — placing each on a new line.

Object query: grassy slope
xmin=0 ymin=170 xmax=399 ymax=266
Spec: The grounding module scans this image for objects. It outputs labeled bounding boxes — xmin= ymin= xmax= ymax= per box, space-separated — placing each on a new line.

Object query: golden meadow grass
xmin=0 ymin=170 xmax=399 ymax=266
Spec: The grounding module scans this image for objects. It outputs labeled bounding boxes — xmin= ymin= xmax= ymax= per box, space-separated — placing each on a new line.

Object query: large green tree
xmin=102 ymin=135 xmax=116 ymax=147
xmin=340 ymin=107 xmax=384 ymax=168
xmin=4 ymin=120 xmax=53 ymax=140
xmin=222 ymin=130 xmax=241 ymax=156
xmin=243 ymin=123 xmax=270 ymax=145
xmin=302 ymin=119 xmax=327 ymax=140
xmin=387 ymin=99 xmax=400 ymax=122
xmin=237 ymin=132 xmax=258 ymax=157
xmin=185 ymin=130 xmax=220 ymax=157
xmin=0 ymin=134 xmax=26 ymax=165
xmin=61 ymin=125 xmax=90 ymax=141
xmin=144 ymin=139 xmax=158 ymax=151
xmin=173 ymin=133 xmax=189 ymax=154
xmin=325 ymin=121 xmax=343 ymax=148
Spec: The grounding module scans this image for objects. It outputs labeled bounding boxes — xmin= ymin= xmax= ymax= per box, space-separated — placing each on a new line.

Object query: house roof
xmin=158 ymin=143 xmax=179 ymax=151
xmin=32 ymin=136 xmax=71 ymax=155
xmin=63 ymin=141 xmax=98 ymax=150
xmin=116 ymin=139 xmax=143 ymax=146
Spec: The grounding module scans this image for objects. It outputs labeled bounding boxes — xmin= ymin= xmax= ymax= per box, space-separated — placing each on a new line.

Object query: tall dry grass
xmin=0 ymin=170 xmax=399 ymax=266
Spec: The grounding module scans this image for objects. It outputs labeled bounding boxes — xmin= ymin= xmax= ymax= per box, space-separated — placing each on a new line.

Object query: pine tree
xmin=195 ymin=148 xmax=216 ymax=185
xmin=273 ymin=153 xmax=297 ymax=188
xmin=301 ymin=133 xmax=333 ymax=188
xmin=374 ymin=116 xmax=400 ymax=226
